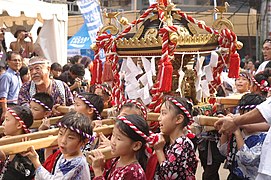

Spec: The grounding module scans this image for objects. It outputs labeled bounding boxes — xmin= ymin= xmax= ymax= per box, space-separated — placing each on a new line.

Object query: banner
xmin=77 ymin=0 xmax=103 ymax=43
xmin=67 ymin=23 xmax=95 ymax=58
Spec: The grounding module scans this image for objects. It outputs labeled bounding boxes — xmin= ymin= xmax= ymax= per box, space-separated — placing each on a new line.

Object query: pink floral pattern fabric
xmin=156 ymin=136 xmax=198 ymax=180
xmin=94 ymin=159 xmax=146 ymax=180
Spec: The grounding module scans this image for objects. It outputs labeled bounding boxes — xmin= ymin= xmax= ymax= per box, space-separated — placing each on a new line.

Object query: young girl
xmin=74 ymin=92 xmax=104 ymax=122
xmin=153 ymin=96 xmax=198 ymax=179
xmin=118 ymin=99 xmax=147 ymax=119
xmin=235 ymin=71 xmax=250 ymax=94
xmin=90 ymin=114 xmax=155 ymax=179
xmin=97 ymin=99 xmax=148 ymax=149
xmin=250 ymin=69 xmax=271 ymax=97
xmin=0 ymin=106 xmax=35 ymax=179
xmin=24 ymin=112 xmax=93 ymax=179
xmin=94 ymin=83 xmax=112 ymax=109
xmin=219 ymin=93 xmax=267 ymax=180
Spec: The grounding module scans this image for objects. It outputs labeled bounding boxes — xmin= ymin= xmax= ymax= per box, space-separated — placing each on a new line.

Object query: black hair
xmin=62 ymin=64 xmax=71 ymax=72
xmin=265 ymin=61 xmax=271 ymax=69
xmin=32 ymin=92 xmax=54 ymax=111
xmin=236 ymin=71 xmax=250 ymax=83
xmin=263 ymin=39 xmax=271 ymax=45
xmin=0 ymin=66 xmax=6 ymax=71
xmin=238 ymin=93 xmax=266 ymax=114
xmin=119 ymin=102 xmax=144 ymax=118
xmin=1 ymin=39 xmax=7 ymax=52
xmin=116 ymin=114 xmax=149 ymax=170
xmin=70 ymin=63 xmax=85 ymax=77
xmin=58 ymin=112 xmax=93 ymax=141
xmin=11 ymin=106 xmax=33 ymax=130
xmin=253 ymin=69 xmax=271 ymax=97
xmin=80 ymin=56 xmax=91 ymax=69
xmin=95 ymin=83 xmax=112 ymax=98
xmin=70 ymin=55 xmax=82 ymax=64
xmin=164 ymin=96 xmax=193 ymax=128
xmin=37 ymin=27 xmax=42 ymax=36
xmin=19 ymin=66 xmax=28 ymax=80
xmin=51 ymin=62 xmax=62 ymax=72
xmin=95 ymin=84 xmax=112 ymax=108
xmin=6 ymin=51 xmax=21 ymax=61
xmin=79 ymin=92 xmax=104 ymax=120
xmin=14 ymin=29 xmax=27 ymax=38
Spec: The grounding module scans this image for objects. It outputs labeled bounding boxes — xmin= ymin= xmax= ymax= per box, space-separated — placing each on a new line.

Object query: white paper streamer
xmin=150 ymin=57 xmax=156 ymax=76
xmin=176 ymin=68 xmax=185 ymax=96
xmin=209 ymin=51 xmax=219 ymax=67
xmin=201 ymin=80 xmax=210 ymax=98
xmin=204 ymin=65 xmax=214 ymax=82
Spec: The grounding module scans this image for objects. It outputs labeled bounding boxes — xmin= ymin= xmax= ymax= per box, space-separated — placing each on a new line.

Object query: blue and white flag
xmin=77 ymin=0 xmax=103 ymax=43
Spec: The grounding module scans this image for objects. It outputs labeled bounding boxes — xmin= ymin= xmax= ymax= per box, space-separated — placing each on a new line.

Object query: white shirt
xmin=256 ymin=97 xmax=271 ymax=177
xmin=35 ymin=154 xmax=90 ymax=180
xmin=256 ymin=61 xmax=270 ymax=74
xmin=84 ymin=68 xmax=91 ymax=81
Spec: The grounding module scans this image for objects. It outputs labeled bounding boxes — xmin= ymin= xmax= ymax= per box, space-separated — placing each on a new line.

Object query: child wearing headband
xmin=218 ymin=93 xmax=267 ymax=179
xmin=74 ymin=92 xmax=104 ymax=122
xmin=94 ymin=83 xmax=112 ymax=109
xmin=29 ymin=92 xmax=54 ymax=131
xmin=98 ymin=99 xmax=148 ymax=149
xmin=234 ymin=71 xmax=250 ymax=94
xmin=90 ymin=114 xmax=155 ymax=179
xmin=118 ymin=99 xmax=147 ymax=119
xmin=24 ymin=112 xmax=92 ymax=179
xmin=250 ymin=69 xmax=271 ymax=97
xmin=0 ymin=106 xmax=35 ymax=179
xmin=153 ymin=96 xmax=198 ymax=179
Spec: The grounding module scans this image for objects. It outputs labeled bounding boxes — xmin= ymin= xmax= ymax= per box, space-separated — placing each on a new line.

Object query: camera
xmin=24 ymin=32 xmax=29 ymax=38
xmin=81 ymin=81 xmax=88 ymax=86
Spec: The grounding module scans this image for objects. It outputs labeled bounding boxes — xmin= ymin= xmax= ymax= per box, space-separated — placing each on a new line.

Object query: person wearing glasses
xmin=256 ymin=39 xmax=271 ymax=74
xmin=18 ymin=56 xmax=74 ymax=116
xmin=0 ymin=51 xmax=23 ymax=123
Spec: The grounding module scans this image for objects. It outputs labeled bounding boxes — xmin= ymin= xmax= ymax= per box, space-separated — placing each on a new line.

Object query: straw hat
xmin=11 ymin=25 xmax=28 ymax=38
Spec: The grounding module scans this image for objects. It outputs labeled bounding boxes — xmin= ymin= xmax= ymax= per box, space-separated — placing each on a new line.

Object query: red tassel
xmin=209 ymin=97 xmax=216 ymax=105
xmin=158 ymin=61 xmax=173 ymax=92
xmin=102 ymin=60 xmax=114 ymax=83
xmin=145 ymin=154 xmax=158 ymax=180
xmin=228 ymin=52 xmax=240 ymax=78
xmin=90 ymin=59 xmax=103 ymax=85
xmin=187 ymin=133 xmax=196 ymax=139
xmin=97 ymin=60 xmax=102 ymax=84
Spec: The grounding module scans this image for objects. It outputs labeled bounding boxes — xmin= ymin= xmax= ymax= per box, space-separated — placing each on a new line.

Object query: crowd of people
xmin=0 ymin=24 xmax=271 ymax=180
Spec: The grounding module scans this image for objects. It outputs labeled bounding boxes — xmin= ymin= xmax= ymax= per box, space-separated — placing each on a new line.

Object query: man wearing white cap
xmin=18 ymin=57 xmax=74 ymax=109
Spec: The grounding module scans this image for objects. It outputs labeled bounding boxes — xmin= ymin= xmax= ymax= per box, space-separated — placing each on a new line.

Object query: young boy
xmin=219 ymin=93 xmax=267 ymax=179
xmin=1 ymin=106 xmax=35 ymax=179
xmin=29 ymin=92 xmax=54 ymax=130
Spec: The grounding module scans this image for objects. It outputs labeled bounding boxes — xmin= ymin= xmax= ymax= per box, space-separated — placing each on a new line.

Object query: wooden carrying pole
xmin=0 ymin=116 xmax=63 ymax=134
xmin=0 ymin=124 xmax=115 ymax=155
xmin=86 ymin=146 xmax=115 ymax=164
xmin=216 ymin=94 xmax=243 ymax=106
xmin=0 ymin=129 xmax=59 ymax=146
xmin=0 ymin=136 xmax=58 ymax=155
xmin=198 ymin=116 xmax=219 ymax=126
xmin=56 ymin=105 xmax=161 ymax=122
